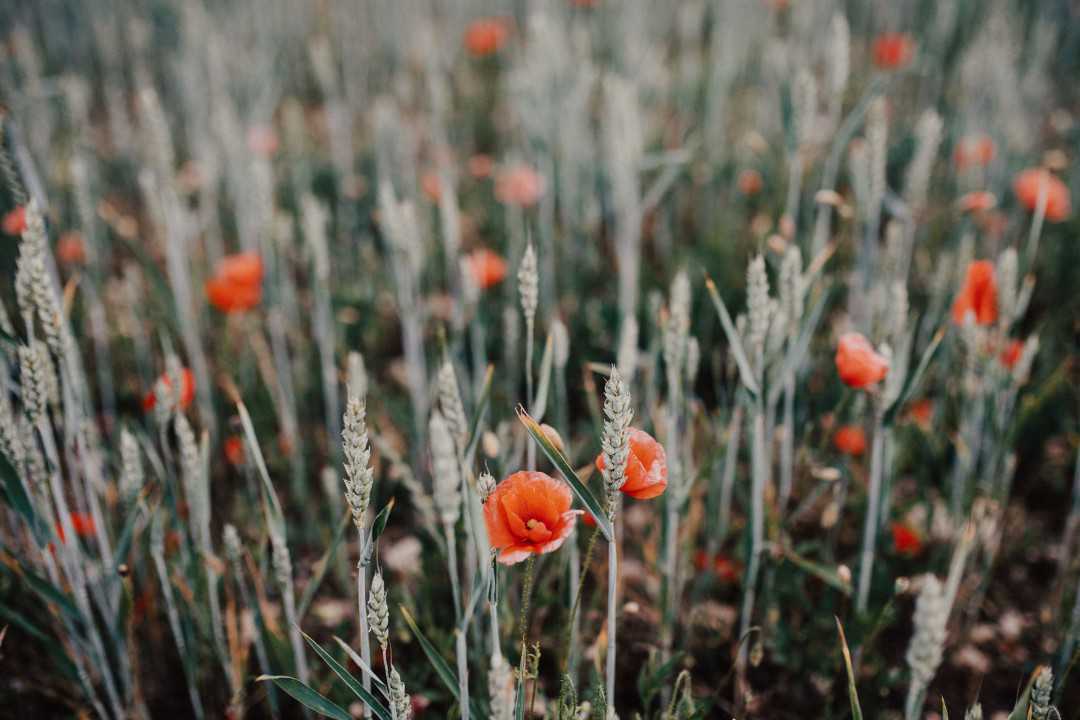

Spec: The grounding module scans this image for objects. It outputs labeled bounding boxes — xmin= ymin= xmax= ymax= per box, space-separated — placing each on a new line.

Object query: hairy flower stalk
xmin=272 ymin=532 xmax=309 ymax=687
xmin=223 ymin=524 xmax=275 ymax=710
xmin=856 ymin=404 xmax=886 ymax=614
xmin=778 ymin=247 xmax=803 ymax=511
xmin=430 ymin=410 xmax=468 ymax=717
xmin=739 ymin=256 xmax=772 ymax=688
xmin=661 ymin=272 xmax=690 ymax=665
xmin=600 ymin=367 xmax=632 ymax=715
xmin=342 ymin=392 xmax=375 ymax=711
xmin=519 ymin=243 xmax=539 ymax=469
xmin=904 ymin=576 xmax=948 ymax=720
xmin=152 ymin=512 xmax=204 ymax=719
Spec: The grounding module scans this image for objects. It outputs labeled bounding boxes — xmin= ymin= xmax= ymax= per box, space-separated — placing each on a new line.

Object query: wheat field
xmin=0 ymin=1 xmax=1078 ymax=718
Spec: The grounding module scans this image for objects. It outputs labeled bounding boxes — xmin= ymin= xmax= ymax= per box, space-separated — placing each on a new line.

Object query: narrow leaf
xmin=530 ymin=330 xmax=555 ymax=421
xmin=298 ymin=511 xmax=351 ymax=620
xmin=257 ymin=675 xmax=352 ymax=720
xmin=705 ymin=277 xmax=760 ymax=396
xmin=300 ymin=631 xmax=392 ymax=720
xmin=835 ymin=618 xmax=864 ymax=720
xmin=464 ymin=365 xmax=495 ymax=464
xmin=884 ymin=328 xmax=945 ymax=425
xmin=517 ymin=408 xmax=612 ymax=541
xmin=364 ymin=498 xmax=396 ymax=564
xmin=332 ymin=636 xmax=389 ymax=697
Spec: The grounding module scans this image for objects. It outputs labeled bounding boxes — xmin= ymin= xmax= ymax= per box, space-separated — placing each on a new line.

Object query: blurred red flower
xmin=833 ymin=425 xmax=867 ymax=456
xmin=953 ymin=134 xmax=995 ymax=170
xmin=891 ymin=522 xmax=922 ymax=556
xmin=143 ymin=368 xmax=196 ymax=412
xmin=1000 ymin=339 xmax=1023 ymax=370
xmin=225 ymin=435 xmax=245 ymax=466
xmin=737 ymin=169 xmax=763 ymax=196
xmin=951 ymin=260 xmax=998 ymax=326
xmin=872 ymin=33 xmax=915 ymax=70
xmin=835 ymin=333 xmax=888 ymax=389
xmin=206 ymin=252 xmax=264 ymax=313
xmin=2 ymin=205 xmax=26 ymax=235
xmin=1013 ymin=168 xmax=1070 ymax=222
xmin=957 ymin=191 xmax=996 ymax=214
xmin=57 ymin=231 xmax=87 ymax=265
xmin=464 ymin=18 xmax=509 ymax=57
xmin=495 ymin=164 xmax=545 ymax=207
xmin=466 ymin=248 xmax=508 ymax=290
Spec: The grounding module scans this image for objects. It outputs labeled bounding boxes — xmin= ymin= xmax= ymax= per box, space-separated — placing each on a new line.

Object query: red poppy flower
xmin=466 ymin=248 xmax=508 ymax=290
xmin=907 ymin=398 xmax=933 ymax=430
xmin=891 ymin=522 xmax=922 ymax=556
xmin=143 ymin=368 xmax=196 ymax=412
xmin=833 ymin=425 xmax=867 ymax=456
xmin=2 ymin=206 xmax=26 ymax=235
xmin=953 ymin=134 xmax=995 ymax=171
xmin=468 ymin=154 xmax=494 ymax=179
xmin=1013 ymin=168 xmax=1070 ymax=222
xmin=247 ymin=126 xmax=279 ymax=158
xmin=464 ymin=18 xmax=509 ymax=57
xmin=692 ymin=550 xmax=741 ymax=582
xmin=737 ymin=169 xmax=763 ymax=196
xmin=872 ymin=33 xmax=915 ymax=70
xmin=957 ymin=191 xmax=996 ymax=214
xmin=420 ymin=171 xmax=442 ymax=203
xmin=1000 ymin=339 xmax=1023 ymax=370
xmin=594 ymin=428 xmax=668 ymax=500
xmin=951 ymin=260 xmax=998 ymax=326
xmin=206 ymin=252 xmax=264 ymax=313
xmin=483 ymin=471 xmax=579 ymax=565
xmin=55 ymin=512 xmax=96 ymax=544
xmin=57 ymin=231 xmax=87 ymax=265
xmin=835 ymin=333 xmax=889 ymax=389
xmin=494 ymin=164 xmax=545 ymax=207
xmin=224 ymin=435 xmax=245 ymax=466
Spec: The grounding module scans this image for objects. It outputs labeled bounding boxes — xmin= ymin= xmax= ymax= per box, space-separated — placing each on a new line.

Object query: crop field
xmin=0 ymin=1 xmax=1079 ymax=718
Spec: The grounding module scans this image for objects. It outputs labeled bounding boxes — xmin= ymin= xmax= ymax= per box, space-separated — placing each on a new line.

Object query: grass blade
xmin=400 ymin=605 xmax=485 ymax=717
xmin=884 ymin=327 xmax=945 ymax=425
xmin=298 ymin=511 xmax=351 ymax=620
xmin=300 ymin=631 xmax=392 ymax=720
xmin=517 ymin=408 xmax=612 ymax=541
xmin=705 ymin=277 xmax=760 ymax=397
xmin=257 ymin=675 xmax=352 ymax=720
xmin=835 ymin=617 xmax=863 ymax=720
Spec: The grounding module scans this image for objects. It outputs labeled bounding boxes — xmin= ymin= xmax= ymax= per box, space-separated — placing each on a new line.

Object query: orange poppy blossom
xmin=594 ymin=428 xmax=668 ymax=500
xmin=957 ymin=191 xmax=996 ymax=214
xmin=54 ymin=511 xmax=97 ymax=544
xmin=494 ymin=164 xmax=545 ymax=207
xmin=1013 ymin=168 xmax=1071 ymax=222
xmin=224 ymin=435 xmax=246 ymax=465
xmin=464 ymin=18 xmax=509 ymax=57
xmin=468 ymin=154 xmax=494 ymax=179
xmin=834 ymin=333 xmax=888 ymax=389
xmin=1000 ymin=339 xmax=1024 ymax=370
xmin=483 ymin=471 xmax=580 ymax=565
xmin=2 ymin=205 xmax=26 ymax=235
xmin=205 ymin=252 xmax=264 ymax=313
xmin=57 ymin=231 xmax=87 ymax=265
xmin=951 ymin=260 xmax=998 ymax=326
xmin=693 ymin=550 xmax=742 ymax=582
xmin=143 ymin=368 xmax=196 ymax=412
xmin=906 ymin=398 xmax=934 ymax=430
xmin=891 ymin=522 xmax=923 ymax=556
xmin=466 ymin=248 xmax=508 ymax=290
xmin=833 ymin=425 xmax=867 ymax=456
xmin=420 ymin=171 xmax=442 ymax=203
xmin=871 ymin=32 xmax=915 ymax=70
xmin=953 ymin=134 xmax=995 ymax=171
xmin=246 ymin=125 xmax=280 ymax=158
xmin=737 ymin=169 xmax=764 ymax=196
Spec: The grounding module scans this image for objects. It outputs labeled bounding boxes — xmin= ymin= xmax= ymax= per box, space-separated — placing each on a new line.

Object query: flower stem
xmin=856 ymin=409 xmax=886 ymax=614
